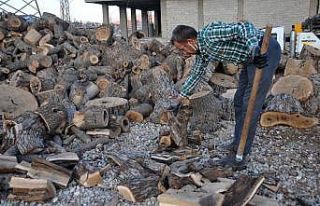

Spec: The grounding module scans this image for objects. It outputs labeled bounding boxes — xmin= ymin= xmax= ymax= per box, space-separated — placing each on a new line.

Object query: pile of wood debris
xmin=0 ymin=12 xmax=319 ymax=205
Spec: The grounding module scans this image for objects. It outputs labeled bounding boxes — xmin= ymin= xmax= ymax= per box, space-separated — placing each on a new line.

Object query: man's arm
xmin=203 ymin=21 xmax=262 ymax=50
xmin=180 ymin=55 xmax=209 ymax=97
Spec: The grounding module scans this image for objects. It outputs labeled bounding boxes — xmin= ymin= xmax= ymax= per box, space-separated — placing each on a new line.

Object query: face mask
xmin=188 ymin=41 xmax=200 ymax=55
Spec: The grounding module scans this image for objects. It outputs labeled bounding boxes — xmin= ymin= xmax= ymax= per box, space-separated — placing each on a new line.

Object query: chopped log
xmin=133 ymin=54 xmax=150 ymax=71
xmin=209 ymin=72 xmax=238 ymax=95
xmin=129 ymin=36 xmax=141 ymax=50
xmin=74 ymin=164 xmax=102 ymax=187
xmin=46 ymin=152 xmax=79 ymax=167
xmin=159 ymin=135 xmax=173 ymax=148
xmin=0 ymin=84 xmax=38 ymax=118
xmin=223 ymin=62 xmax=239 ymax=75
xmin=108 ymin=114 xmax=130 ymax=134
xmin=0 ymin=155 xmax=18 ymax=173
xmin=27 ymin=158 xmax=72 ymax=188
xmin=27 ymin=54 xmax=53 ymax=73
xmin=35 ymin=101 xmax=67 ymax=135
xmin=85 ymin=97 xmax=129 ymax=116
xmin=6 ymin=14 xmax=27 ymax=32
xmin=73 ymin=107 xmax=109 ymax=130
xmin=167 ymin=173 xmax=193 ymax=189
xmin=261 ymin=94 xmax=318 ymax=128
xmin=34 ymin=12 xmax=69 ymax=38
xmin=14 ymin=38 xmax=32 ymax=53
xmin=117 ymin=176 xmax=160 ymax=202
xmin=162 ymin=53 xmax=185 ymax=81
xmin=125 ymin=103 xmax=154 ymax=123
xmin=99 ymin=81 xmax=127 ymax=98
xmin=271 ymin=75 xmax=313 ymax=102
xmin=23 ymin=28 xmax=42 ymax=45
xmin=189 ymin=91 xmax=225 ymax=133
xmin=74 ymin=51 xmax=99 ymax=69
xmin=1 ymin=112 xmax=46 ymax=155
xmin=86 ymin=128 xmax=112 ymax=137
xmin=222 ymin=175 xmax=265 ymax=206
xmin=36 ymin=67 xmax=58 ymax=91
xmin=95 ymin=25 xmax=113 ymax=42
xmin=0 ymin=28 xmax=7 ymax=41
xmin=284 ymin=58 xmax=317 ymax=77
xmin=9 ymin=177 xmax=56 ymax=202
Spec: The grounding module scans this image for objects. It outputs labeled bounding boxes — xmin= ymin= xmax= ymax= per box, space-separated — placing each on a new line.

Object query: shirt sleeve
xmin=180 ymin=55 xmax=209 ymax=97
xmin=203 ymin=21 xmax=261 ymax=50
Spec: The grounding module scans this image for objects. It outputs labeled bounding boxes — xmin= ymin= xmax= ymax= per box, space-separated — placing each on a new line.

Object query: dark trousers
xmin=233 ymin=37 xmax=281 ymax=156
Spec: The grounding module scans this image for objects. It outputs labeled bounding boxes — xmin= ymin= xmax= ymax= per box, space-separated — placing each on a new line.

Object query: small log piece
xmin=125 ymin=103 xmax=154 ymax=123
xmin=73 ymin=107 xmax=109 ymax=130
xmin=23 ymin=28 xmax=42 ymax=46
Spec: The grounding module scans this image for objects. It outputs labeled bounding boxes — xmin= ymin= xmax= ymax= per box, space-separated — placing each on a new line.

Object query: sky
xmin=0 ymin=0 xmax=122 ymax=23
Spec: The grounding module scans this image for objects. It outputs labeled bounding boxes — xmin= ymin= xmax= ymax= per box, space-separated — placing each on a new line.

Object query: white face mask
xmin=188 ymin=41 xmax=198 ymax=52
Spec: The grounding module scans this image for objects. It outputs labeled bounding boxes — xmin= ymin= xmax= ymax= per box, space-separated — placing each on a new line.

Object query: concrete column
xmin=102 ymin=4 xmax=110 ymax=24
xmin=131 ymin=8 xmax=137 ymax=32
xmin=142 ymin=10 xmax=149 ymax=36
xmin=237 ymin=0 xmax=244 ymax=21
xmin=309 ymin=0 xmax=318 ymax=17
xmin=198 ymin=0 xmax=204 ymax=29
xmin=119 ymin=6 xmax=128 ymax=38
xmin=154 ymin=10 xmax=160 ymax=36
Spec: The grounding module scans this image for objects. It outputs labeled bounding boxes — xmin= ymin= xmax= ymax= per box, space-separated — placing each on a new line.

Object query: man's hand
xmin=253 ymin=53 xmax=267 ymax=69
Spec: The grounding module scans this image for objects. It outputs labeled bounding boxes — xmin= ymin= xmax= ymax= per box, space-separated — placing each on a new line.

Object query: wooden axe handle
xmin=236 ymin=25 xmax=273 ymax=161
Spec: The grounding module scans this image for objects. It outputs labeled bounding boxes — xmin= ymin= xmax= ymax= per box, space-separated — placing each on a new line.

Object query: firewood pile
xmin=0 ymin=12 xmax=318 ymax=205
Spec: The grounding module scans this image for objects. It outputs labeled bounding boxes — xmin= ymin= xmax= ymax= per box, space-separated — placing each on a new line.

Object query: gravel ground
xmin=1 ymin=121 xmax=319 ymax=206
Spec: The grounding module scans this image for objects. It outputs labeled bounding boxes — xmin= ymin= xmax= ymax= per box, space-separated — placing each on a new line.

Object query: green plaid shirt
xmin=181 ymin=21 xmax=264 ymax=97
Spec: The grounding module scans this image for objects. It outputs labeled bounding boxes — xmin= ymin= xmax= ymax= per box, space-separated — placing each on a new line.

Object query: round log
xmin=73 ymin=107 xmax=109 ymax=130
xmin=95 ymin=25 xmax=113 ymax=42
xmin=271 ymin=75 xmax=314 ymax=102
xmin=85 ymin=97 xmax=129 ymax=116
xmin=209 ymin=72 xmax=238 ymax=95
xmin=125 ymin=103 xmax=154 ymax=123
xmin=284 ymin=58 xmax=317 ymax=77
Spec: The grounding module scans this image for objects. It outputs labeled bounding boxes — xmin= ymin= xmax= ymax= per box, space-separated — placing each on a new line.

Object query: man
xmin=171 ymin=21 xmax=281 ymax=169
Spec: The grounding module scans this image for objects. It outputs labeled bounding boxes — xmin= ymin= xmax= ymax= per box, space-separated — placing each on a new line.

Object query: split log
xmin=284 ymin=58 xmax=317 ymax=77
xmin=0 ymin=155 xmax=18 ymax=173
xmin=95 ymin=25 xmax=113 ymax=42
xmin=9 ymin=70 xmax=32 ymax=89
xmin=222 ymin=175 xmax=265 ymax=206
xmin=29 ymin=76 xmax=42 ymax=94
xmin=27 ymin=54 xmax=53 ymax=73
xmin=8 ymin=177 xmax=56 ymax=202
xmin=223 ymin=62 xmax=239 ymax=75
xmin=189 ymin=91 xmax=225 ymax=133
xmin=46 ymin=152 xmax=79 ymax=167
xmin=209 ymin=72 xmax=238 ymax=95
xmin=261 ymin=94 xmax=318 ymax=128
xmin=27 ymin=158 xmax=72 ymax=188
xmin=74 ymin=164 xmax=102 ymax=187
xmin=1 ymin=112 xmax=46 ymax=155
xmin=69 ymin=126 xmax=92 ymax=143
xmin=125 ymin=103 xmax=154 ymax=123
xmin=271 ymin=75 xmax=313 ymax=102
xmin=117 ymin=176 xmax=160 ymax=202
xmin=73 ymin=106 xmax=109 ymax=130
xmin=200 ymin=167 xmax=233 ymax=182
xmin=23 ymin=28 xmax=42 ymax=46
xmin=0 ymin=84 xmax=38 ymax=118
xmin=39 ymin=32 xmax=53 ymax=46
xmin=99 ymin=81 xmax=127 ymax=98
xmin=14 ymin=38 xmax=32 ymax=53
xmin=162 ymin=53 xmax=185 ymax=82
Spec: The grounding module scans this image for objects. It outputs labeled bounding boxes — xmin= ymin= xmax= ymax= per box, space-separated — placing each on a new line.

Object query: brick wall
xmin=203 ymin=0 xmax=238 ymax=24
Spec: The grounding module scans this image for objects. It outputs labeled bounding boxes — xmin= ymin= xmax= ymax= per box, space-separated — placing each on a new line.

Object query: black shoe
xmin=216 ymin=153 xmax=247 ymax=171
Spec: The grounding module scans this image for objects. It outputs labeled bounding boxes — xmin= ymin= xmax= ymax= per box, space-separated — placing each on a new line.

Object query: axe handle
xmin=236 ymin=25 xmax=273 ymax=161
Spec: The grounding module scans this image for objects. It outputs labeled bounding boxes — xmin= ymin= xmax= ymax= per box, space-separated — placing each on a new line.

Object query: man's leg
xmin=234 ymin=38 xmax=281 ymax=156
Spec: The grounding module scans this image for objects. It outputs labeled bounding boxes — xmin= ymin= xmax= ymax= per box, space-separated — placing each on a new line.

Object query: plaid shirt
xmin=181 ymin=21 xmax=264 ymax=97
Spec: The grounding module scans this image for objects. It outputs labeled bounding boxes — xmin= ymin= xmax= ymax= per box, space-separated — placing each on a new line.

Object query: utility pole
xmin=60 ymin=0 xmax=70 ymax=22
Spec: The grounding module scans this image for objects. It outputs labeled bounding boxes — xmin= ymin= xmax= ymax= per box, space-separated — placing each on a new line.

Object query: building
xmin=86 ymin=0 xmax=319 ymax=39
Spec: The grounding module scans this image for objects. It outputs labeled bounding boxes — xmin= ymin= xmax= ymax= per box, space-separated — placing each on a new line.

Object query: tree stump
xmin=271 ymin=75 xmax=314 ymax=102
xmin=260 ymin=94 xmax=318 ymax=128
xmin=189 ymin=91 xmax=225 ymax=133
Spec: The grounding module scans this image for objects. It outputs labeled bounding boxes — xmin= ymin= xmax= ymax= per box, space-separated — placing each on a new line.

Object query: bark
xmin=73 ymin=106 xmax=109 ymax=130
xmin=125 ymin=103 xmax=154 ymax=123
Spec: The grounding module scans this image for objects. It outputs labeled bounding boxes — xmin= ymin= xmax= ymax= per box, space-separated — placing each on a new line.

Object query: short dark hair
xmin=171 ymin=25 xmax=197 ymax=44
